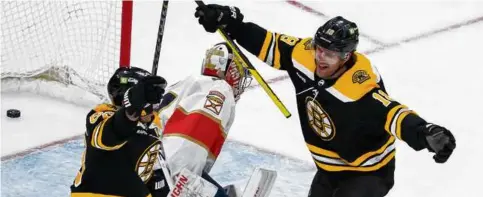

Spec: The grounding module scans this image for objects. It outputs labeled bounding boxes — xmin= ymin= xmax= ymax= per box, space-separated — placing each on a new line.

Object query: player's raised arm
xmin=72 ymin=67 xmax=169 ymax=197
xmin=194 ymin=4 xmax=303 ymax=71
xmin=86 ymin=67 xmax=166 ymax=151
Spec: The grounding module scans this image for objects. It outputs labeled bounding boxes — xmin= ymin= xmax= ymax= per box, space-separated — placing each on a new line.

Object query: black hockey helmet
xmin=314 ymin=16 xmax=359 ymax=53
xmin=107 ymin=66 xmax=152 ymax=106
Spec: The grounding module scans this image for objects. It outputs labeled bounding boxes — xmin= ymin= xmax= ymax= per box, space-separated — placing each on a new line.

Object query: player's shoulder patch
xmin=328 ymin=53 xmax=380 ymax=102
xmin=352 ymin=70 xmax=371 ymax=84
xmin=204 ymin=90 xmax=226 ymax=115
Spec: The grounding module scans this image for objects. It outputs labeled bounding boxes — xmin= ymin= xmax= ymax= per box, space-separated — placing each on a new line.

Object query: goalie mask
xmin=201 ymin=42 xmax=252 ymax=101
xmin=107 ymin=66 xmax=152 ymax=107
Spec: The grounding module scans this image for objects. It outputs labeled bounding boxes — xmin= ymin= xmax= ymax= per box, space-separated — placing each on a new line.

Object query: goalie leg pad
xmin=168 ymin=168 xmax=220 ymax=197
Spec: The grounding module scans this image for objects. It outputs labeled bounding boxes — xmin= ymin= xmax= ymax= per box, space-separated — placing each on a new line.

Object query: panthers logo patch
xmin=204 ymin=91 xmax=225 ymax=115
xmin=352 ymin=70 xmax=370 ymax=84
xmin=305 ymin=97 xmax=336 ymax=141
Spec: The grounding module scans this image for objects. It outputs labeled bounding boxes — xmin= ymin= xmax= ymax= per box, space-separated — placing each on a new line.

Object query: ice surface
xmin=1 ymin=140 xmax=315 ymax=197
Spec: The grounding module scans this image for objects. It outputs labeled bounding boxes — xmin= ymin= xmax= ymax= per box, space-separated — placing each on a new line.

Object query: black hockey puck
xmin=7 ymin=109 xmax=21 ymax=118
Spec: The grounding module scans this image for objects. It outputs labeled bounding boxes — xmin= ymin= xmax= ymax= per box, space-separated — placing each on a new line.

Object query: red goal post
xmin=1 ymin=1 xmax=133 ymax=103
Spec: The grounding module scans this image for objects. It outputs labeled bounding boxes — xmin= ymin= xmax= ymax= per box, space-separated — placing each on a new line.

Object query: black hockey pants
xmin=308 ymin=170 xmax=393 ymax=197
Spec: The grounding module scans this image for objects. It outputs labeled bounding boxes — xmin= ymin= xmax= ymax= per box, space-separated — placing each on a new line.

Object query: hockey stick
xmin=241 ymin=168 xmax=277 ymax=197
xmin=194 ymin=0 xmax=292 ymax=118
xmin=157 ymin=153 xmax=175 ymax=190
xmin=152 ymin=0 xmax=169 ymax=75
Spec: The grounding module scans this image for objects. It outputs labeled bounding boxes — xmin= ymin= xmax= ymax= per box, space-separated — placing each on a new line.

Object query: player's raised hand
xmin=123 ymin=76 xmax=167 ymax=122
xmin=194 ymin=4 xmax=244 ymax=34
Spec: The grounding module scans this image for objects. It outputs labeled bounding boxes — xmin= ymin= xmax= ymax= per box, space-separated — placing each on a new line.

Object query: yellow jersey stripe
xmin=91 ymin=117 xmax=126 ymax=151
xmin=306 ymin=143 xmax=341 ymax=158
xmin=71 ymin=192 xmax=122 ymax=197
xmin=257 ymin=31 xmax=273 ymax=62
xmin=308 ymin=136 xmax=395 ymax=167
xmin=73 ymin=148 xmax=86 ymax=187
xmin=71 ymin=193 xmax=151 ymax=197
xmin=385 ymin=105 xmax=406 ymax=134
xmin=273 ymin=33 xmax=281 ymax=69
xmin=395 ymin=110 xmax=414 ymax=140
xmin=314 ymin=151 xmax=395 ymax=172
xmin=345 ymin=136 xmax=395 ymax=166
xmin=93 ymin=103 xmax=116 ymax=112
xmin=311 ymin=142 xmax=395 ymax=168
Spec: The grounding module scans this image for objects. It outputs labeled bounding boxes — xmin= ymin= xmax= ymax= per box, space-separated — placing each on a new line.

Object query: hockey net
xmin=1 ymin=1 xmax=132 ymax=105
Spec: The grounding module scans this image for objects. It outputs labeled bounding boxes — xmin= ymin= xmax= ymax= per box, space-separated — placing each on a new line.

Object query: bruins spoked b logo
xmin=136 ymin=142 xmax=161 ymax=182
xmin=305 ymin=97 xmax=335 ymax=141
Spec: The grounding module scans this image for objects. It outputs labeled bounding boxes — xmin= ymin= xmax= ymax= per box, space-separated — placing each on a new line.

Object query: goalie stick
xmin=241 ymin=168 xmax=277 ymax=197
xmin=157 ymin=152 xmax=174 ymax=190
xmin=152 ymin=0 xmax=169 ymax=75
xmin=224 ymin=168 xmax=277 ymax=197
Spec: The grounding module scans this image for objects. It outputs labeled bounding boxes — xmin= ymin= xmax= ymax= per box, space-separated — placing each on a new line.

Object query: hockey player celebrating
xmin=70 ymin=67 xmax=169 ymax=197
xmin=195 ymin=5 xmax=456 ymax=197
xmin=157 ymin=42 xmax=252 ymax=196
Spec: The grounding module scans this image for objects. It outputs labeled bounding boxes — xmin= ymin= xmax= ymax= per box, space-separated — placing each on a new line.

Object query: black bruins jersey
xmin=233 ymin=22 xmax=429 ymax=174
xmin=71 ymin=104 xmax=163 ymax=197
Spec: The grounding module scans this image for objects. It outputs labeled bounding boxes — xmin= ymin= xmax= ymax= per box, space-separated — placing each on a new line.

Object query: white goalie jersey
xmin=158 ymin=75 xmax=236 ymax=177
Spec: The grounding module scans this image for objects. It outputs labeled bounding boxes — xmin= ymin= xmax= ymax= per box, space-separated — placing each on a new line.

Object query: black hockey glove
xmin=123 ymin=76 xmax=167 ymax=122
xmin=146 ymin=169 xmax=171 ymax=197
xmin=423 ymin=123 xmax=456 ymax=163
xmin=194 ymin=4 xmax=244 ymax=36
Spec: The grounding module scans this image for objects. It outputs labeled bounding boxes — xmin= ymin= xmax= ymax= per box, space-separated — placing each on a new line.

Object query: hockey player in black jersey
xmin=70 ymin=67 xmax=169 ymax=197
xmin=195 ymin=5 xmax=456 ymax=197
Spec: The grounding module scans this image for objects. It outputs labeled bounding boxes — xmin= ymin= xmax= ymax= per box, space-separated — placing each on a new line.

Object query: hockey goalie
xmin=157 ymin=42 xmax=252 ymax=196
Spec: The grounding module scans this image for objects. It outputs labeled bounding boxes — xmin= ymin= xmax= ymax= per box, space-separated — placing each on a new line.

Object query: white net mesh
xmin=1 ymin=1 xmax=123 ymax=101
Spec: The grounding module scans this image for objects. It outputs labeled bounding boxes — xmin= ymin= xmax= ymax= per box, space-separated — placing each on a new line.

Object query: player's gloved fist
xmin=423 ymin=123 xmax=456 ymax=163
xmin=123 ymin=76 xmax=167 ymax=122
xmin=194 ymin=4 xmax=244 ymax=35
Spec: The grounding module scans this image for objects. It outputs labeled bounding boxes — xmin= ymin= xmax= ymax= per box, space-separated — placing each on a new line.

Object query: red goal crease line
xmin=2 ymin=3 xmax=482 ymax=162
xmin=1 ymin=135 xmax=83 ymax=161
